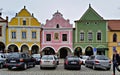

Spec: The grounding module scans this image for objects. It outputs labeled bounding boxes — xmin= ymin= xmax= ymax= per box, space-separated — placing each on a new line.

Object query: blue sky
xmin=1 ymin=0 xmax=120 ymax=25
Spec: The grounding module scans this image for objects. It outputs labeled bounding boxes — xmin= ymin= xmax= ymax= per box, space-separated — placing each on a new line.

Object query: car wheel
xmin=79 ymin=66 xmax=81 ymax=70
xmin=107 ymin=68 xmax=111 ymax=70
xmin=0 ymin=64 xmax=3 ymax=69
xmin=92 ymin=65 xmax=96 ymax=70
xmin=32 ymin=63 xmax=35 ymax=67
xmin=8 ymin=67 xmax=12 ymax=70
xmin=85 ymin=64 xmax=88 ymax=67
xmin=40 ymin=67 xmax=43 ymax=69
xmin=23 ymin=64 xmax=27 ymax=70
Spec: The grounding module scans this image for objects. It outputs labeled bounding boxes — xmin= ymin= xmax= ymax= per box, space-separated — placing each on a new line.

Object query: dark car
xmin=64 ymin=56 xmax=82 ymax=70
xmin=85 ymin=55 xmax=111 ymax=70
xmin=0 ymin=53 xmax=6 ymax=69
xmin=32 ymin=54 xmax=41 ymax=65
xmin=6 ymin=52 xmax=36 ymax=70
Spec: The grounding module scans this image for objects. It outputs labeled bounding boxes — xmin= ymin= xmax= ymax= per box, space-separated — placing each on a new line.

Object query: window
xmin=62 ymin=34 xmax=67 ymax=41
xmin=56 ymin=24 xmax=59 ymax=28
xmin=113 ymin=33 xmax=117 ymax=42
xmin=23 ymin=19 xmax=26 ymax=25
xmin=0 ymin=27 xmax=2 ymax=36
xmin=88 ymin=32 xmax=93 ymax=41
xmin=22 ymin=32 xmax=26 ymax=39
xmin=80 ymin=32 xmax=84 ymax=41
xmin=12 ymin=32 xmax=16 ymax=39
xmin=32 ymin=32 xmax=36 ymax=39
xmin=46 ymin=34 xmax=51 ymax=41
xmin=97 ymin=32 xmax=101 ymax=41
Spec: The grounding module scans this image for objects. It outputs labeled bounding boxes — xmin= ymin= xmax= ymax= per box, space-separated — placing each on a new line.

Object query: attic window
xmin=56 ymin=24 xmax=59 ymax=28
xmin=94 ymin=22 xmax=98 ymax=24
xmin=86 ymin=22 xmax=89 ymax=24
xmin=23 ymin=19 xmax=26 ymax=25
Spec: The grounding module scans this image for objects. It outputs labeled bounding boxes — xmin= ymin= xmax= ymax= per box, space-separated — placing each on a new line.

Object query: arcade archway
xmin=42 ymin=47 xmax=55 ymax=55
xmin=8 ymin=44 xmax=19 ymax=52
xmin=31 ymin=45 xmax=39 ymax=54
xmin=0 ymin=42 xmax=5 ymax=53
xmin=21 ymin=45 xmax=29 ymax=53
xmin=85 ymin=46 xmax=93 ymax=56
xmin=59 ymin=47 xmax=71 ymax=58
xmin=74 ymin=47 xmax=82 ymax=57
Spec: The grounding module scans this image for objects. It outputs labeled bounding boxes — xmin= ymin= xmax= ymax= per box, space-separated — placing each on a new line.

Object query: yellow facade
xmin=108 ymin=31 xmax=120 ymax=59
xmin=6 ymin=6 xmax=41 ymax=54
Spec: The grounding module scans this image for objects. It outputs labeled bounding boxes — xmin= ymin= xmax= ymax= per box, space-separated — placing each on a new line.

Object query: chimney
xmin=6 ymin=16 xmax=8 ymax=21
xmin=0 ymin=8 xmax=3 ymax=17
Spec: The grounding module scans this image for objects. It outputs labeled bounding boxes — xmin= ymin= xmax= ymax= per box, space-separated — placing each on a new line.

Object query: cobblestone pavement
xmin=0 ymin=64 xmax=120 ymax=75
xmin=0 ymin=59 xmax=120 ymax=75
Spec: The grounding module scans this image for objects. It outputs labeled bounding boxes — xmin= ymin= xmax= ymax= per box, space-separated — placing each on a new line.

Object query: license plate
xmin=12 ymin=67 xmax=16 ymax=69
xmin=71 ymin=62 xmax=77 ymax=64
xmin=10 ymin=60 xmax=16 ymax=63
xmin=45 ymin=61 xmax=50 ymax=62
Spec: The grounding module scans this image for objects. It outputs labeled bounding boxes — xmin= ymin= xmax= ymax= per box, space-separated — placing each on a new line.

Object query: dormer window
xmin=23 ymin=18 xmax=26 ymax=25
xmin=56 ymin=24 xmax=59 ymax=28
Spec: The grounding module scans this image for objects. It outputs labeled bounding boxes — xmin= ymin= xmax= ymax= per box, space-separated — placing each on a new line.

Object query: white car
xmin=80 ymin=55 xmax=89 ymax=65
xmin=40 ymin=55 xmax=57 ymax=69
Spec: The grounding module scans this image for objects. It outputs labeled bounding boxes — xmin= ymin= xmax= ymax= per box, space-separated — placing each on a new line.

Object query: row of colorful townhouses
xmin=0 ymin=5 xmax=120 ymax=59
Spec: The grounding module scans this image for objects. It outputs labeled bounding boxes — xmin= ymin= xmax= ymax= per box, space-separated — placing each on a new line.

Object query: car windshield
xmin=68 ymin=57 xmax=79 ymax=60
xmin=32 ymin=54 xmax=40 ymax=58
xmin=8 ymin=53 xmax=20 ymax=58
xmin=96 ymin=55 xmax=108 ymax=60
xmin=42 ymin=56 xmax=53 ymax=60
xmin=82 ymin=56 xmax=89 ymax=59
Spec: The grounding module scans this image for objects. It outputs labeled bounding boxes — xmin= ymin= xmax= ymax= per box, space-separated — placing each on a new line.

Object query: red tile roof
xmin=108 ymin=20 xmax=120 ymax=31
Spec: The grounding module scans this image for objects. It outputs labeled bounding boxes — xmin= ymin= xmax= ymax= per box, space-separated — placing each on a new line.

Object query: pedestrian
xmin=112 ymin=50 xmax=120 ymax=75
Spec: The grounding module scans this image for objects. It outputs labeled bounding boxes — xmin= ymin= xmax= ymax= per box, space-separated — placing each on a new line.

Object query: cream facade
xmin=6 ymin=6 xmax=41 ymax=54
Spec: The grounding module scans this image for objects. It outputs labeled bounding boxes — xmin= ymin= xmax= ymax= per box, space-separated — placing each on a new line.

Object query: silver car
xmin=85 ymin=55 xmax=111 ymax=70
xmin=0 ymin=53 xmax=7 ymax=69
xmin=40 ymin=55 xmax=57 ymax=69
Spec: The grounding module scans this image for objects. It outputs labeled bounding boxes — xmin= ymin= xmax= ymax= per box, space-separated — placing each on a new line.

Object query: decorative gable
xmin=80 ymin=4 xmax=103 ymax=20
xmin=44 ymin=11 xmax=72 ymax=28
xmin=9 ymin=6 xmax=40 ymax=26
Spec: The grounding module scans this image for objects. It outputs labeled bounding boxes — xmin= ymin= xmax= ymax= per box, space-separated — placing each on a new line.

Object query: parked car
xmin=6 ymin=52 xmax=36 ymax=70
xmin=85 ymin=55 xmax=111 ymax=70
xmin=40 ymin=55 xmax=57 ymax=69
xmin=32 ymin=54 xmax=41 ymax=65
xmin=80 ymin=55 xmax=89 ymax=65
xmin=64 ymin=56 xmax=82 ymax=70
xmin=0 ymin=53 xmax=6 ymax=69
xmin=54 ymin=55 xmax=59 ymax=65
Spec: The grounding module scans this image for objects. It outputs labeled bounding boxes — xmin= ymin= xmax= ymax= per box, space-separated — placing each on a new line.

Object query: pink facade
xmin=41 ymin=11 xmax=73 ymax=58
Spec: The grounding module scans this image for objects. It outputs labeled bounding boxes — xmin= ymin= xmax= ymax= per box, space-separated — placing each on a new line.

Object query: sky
xmin=1 ymin=0 xmax=120 ymax=25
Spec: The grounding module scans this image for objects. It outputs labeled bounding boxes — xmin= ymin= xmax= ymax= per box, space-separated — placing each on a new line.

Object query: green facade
xmin=73 ymin=5 xmax=108 ymax=56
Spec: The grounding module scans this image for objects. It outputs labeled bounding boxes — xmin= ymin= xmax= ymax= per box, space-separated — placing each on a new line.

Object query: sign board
xmin=94 ymin=48 xmax=97 ymax=55
xmin=113 ymin=46 xmax=116 ymax=52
